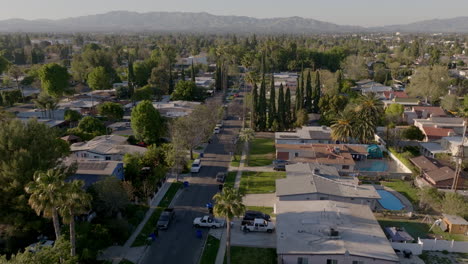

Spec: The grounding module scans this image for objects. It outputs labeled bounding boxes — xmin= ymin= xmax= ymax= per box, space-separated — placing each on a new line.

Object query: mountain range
xmin=1 ymin=11 xmax=468 ymax=33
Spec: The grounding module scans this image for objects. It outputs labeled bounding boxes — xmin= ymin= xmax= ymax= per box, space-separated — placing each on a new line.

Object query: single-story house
xmin=420 ymin=127 xmax=455 ymax=142
xmin=414 ymin=117 xmax=464 ymax=135
xmin=275 ymin=126 xmax=333 ymax=145
xmin=410 ymin=156 xmax=465 ymax=189
xmin=404 ymin=106 xmax=447 ymax=125
xmin=70 ymin=135 xmax=146 ymax=161
xmin=442 ymin=214 xmax=468 ymax=235
xmin=276 ymin=200 xmax=399 ymax=264
xmin=66 ymin=160 xmax=124 ymax=188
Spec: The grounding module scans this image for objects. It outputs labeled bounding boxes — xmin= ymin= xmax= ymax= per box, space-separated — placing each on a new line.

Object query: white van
xmin=191 ymin=159 xmax=202 ymax=173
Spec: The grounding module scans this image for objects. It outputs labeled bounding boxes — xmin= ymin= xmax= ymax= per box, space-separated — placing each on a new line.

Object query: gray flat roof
xmin=276 ymin=200 xmax=398 ymax=262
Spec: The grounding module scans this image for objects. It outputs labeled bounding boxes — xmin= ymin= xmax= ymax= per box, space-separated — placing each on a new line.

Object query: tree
xmin=295 ymin=109 xmax=309 ymax=127
xmin=213 ymin=187 xmax=245 ymax=264
xmin=277 ymin=83 xmax=285 ymax=130
xmin=341 ymin=55 xmax=368 ymax=80
xmin=25 ymin=169 xmax=66 ymax=240
xmin=39 ymin=63 xmax=70 ymax=98
xmin=90 ymin=177 xmax=130 ymax=217
xmin=331 ymin=112 xmax=355 ymax=143
xmin=98 ymin=102 xmax=124 ymax=121
xmin=148 ymin=65 xmax=170 ymax=95
xmin=355 ymin=93 xmax=384 ymax=127
xmin=257 ymin=75 xmax=267 ymax=131
xmin=406 ymin=66 xmax=449 ymax=104
xmin=441 ymin=94 xmax=460 ymax=112
xmin=285 ymin=87 xmax=292 ymax=129
xmin=131 ymin=100 xmax=165 ymax=144
xmin=59 ymin=180 xmax=91 ymax=257
xmin=77 ymin=116 xmax=106 ymax=135
xmin=267 ymin=74 xmax=276 ymax=129
xmin=402 ymin=125 xmax=425 ymax=141
xmin=133 ymin=60 xmax=155 ymax=87
xmin=171 ymin=80 xmax=199 ymax=101
xmin=8 ymin=65 xmax=23 ymax=100
xmin=64 ymin=109 xmax=82 ymax=127
xmin=441 ymin=192 xmax=468 ymax=218
xmin=239 ymin=128 xmax=255 ymax=143
xmin=252 ymin=83 xmax=259 ymax=129
xmin=312 ymin=70 xmax=321 ymax=113
xmin=385 ymin=103 xmax=404 ymax=117
xmin=0 ymin=55 xmax=9 ymax=75
xmin=87 ymin=66 xmax=112 ymax=90
xmin=304 ymin=71 xmax=312 ymax=112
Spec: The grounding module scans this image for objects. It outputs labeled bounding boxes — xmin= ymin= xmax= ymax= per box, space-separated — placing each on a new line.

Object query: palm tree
xmin=354 ymin=93 xmax=384 ymax=126
xmin=330 ymin=112 xmax=355 ymax=143
xmin=213 ymin=187 xmax=245 ymax=264
xmin=59 ymin=180 xmax=91 ymax=257
xmin=25 ymin=169 xmax=66 ymax=239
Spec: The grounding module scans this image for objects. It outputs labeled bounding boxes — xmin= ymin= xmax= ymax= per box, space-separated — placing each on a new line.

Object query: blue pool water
xmin=377 ymin=190 xmax=404 ymax=210
xmin=359 ymin=161 xmax=388 ymax=172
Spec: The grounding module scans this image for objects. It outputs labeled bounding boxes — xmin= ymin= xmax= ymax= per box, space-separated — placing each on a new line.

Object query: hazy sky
xmin=1 ymin=0 xmax=467 ymax=27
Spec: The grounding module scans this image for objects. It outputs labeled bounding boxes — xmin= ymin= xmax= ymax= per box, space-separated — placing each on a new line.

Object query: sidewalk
xmin=214 ymin=141 xmax=248 ymax=264
xmin=99 ymin=177 xmax=175 ymax=264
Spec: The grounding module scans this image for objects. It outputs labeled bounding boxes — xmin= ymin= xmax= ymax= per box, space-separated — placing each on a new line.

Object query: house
xmin=441 ymin=214 xmax=468 ymax=235
xmin=419 ymin=142 xmax=449 ymax=158
xmin=440 ymin=137 xmax=468 ymax=159
xmin=276 ymin=200 xmax=399 ymax=264
xmin=273 ymin=72 xmax=298 ymax=90
xmin=275 ymin=144 xmax=369 ymax=172
xmin=66 ymin=160 xmax=124 ymax=188
xmin=70 ymin=135 xmax=146 ymax=161
xmin=414 ymin=117 xmax=464 ymax=135
xmin=152 ymin=100 xmax=201 ymax=118
xmin=410 ymin=156 xmax=465 ymax=189
xmin=361 ymin=85 xmax=393 ymax=99
xmin=420 ymin=127 xmax=455 ymax=142
xmin=275 ymin=126 xmax=333 ymax=145
xmin=404 ymin=106 xmax=447 ymax=124
xmin=276 ymin=163 xmax=381 ymax=210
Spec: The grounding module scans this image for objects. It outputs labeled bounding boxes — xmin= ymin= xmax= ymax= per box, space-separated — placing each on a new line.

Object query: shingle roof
xmin=422 ymin=127 xmax=454 ymax=139
xmin=412 ymin=106 xmax=446 ymax=117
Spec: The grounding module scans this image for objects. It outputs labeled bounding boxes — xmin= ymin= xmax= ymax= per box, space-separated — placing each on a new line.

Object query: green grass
xmin=381 ymin=180 xmax=419 ymax=206
xmin=240 ymin=171 xmax=286 ymax=194
xmin=247 ymin=138 xmax=275 ymax=167
xmin=224 ymin=171 xmax=237 ymax=189
xmin=225 ymin=246 xmax=277 ymax=264
xmin=388 ymin=147 xmax=417 ymax=174
xmin=378 ymin=218 xmax=468 ymax=241
xmin=246 ymin=206 xmax=274 ymax=217
xmin=420 ymin=252 xmax=455 ymax=264
xmin=230 ymin=159 xmax=240 ymax=168
xmin=119 ymin=259 xmax=134 ymax=264
xmin=132 ymin=182 xmax=182 ymax=247
xmin=199 ymin=235 xmax=220 ymax=264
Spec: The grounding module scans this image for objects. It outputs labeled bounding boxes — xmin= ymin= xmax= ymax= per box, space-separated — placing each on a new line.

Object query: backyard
xmin=199 ymin=235 xmax=220 ymax=264
xmin=381 ymin=180 xmax=420 ymax=206
xmin=225 ymin=246 xmax=277 ymax=264
xmin=239 ymin=171 xmax=286 ymax=194
xmin=247 ymin=138 xmax=275 ymax=167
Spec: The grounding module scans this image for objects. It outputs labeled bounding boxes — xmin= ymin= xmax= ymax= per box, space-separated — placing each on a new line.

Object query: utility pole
xmin=452 ymin=120 xmax=467 ymax=191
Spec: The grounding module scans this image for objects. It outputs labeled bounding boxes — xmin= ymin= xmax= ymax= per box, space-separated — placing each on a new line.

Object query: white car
xmin=193 ymin=215 xmax=225 ymax=228
xmin=241 ymin=218 xmax=275 ymax=233
xmin=191 ymin=159 xmax=202 ymax=173
xmin=214 ymin=127 xmax=220 ymax=134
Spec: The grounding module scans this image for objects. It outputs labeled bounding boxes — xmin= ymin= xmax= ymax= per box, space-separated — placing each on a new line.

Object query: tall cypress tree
xmin=258 ymin=74 xmax=267 ymax=131
xmin=305 ymin=70 xmax=312 ymax=113
xmin=181 ymin=69 xmax=186 ymax=81
xmin=168 ymin=63 xmax=174 ymax=94
xmin=252 ymin=83 xmax=259 ymax=130
xmin=268 ymin=73 xmax=276 ymax=129
xmin=191 ymin=61 xmax=196 ymax=82
xmin=336 ymin=69 xmax=343 ymax=93
xmin=277 ymin=83 xmax=285 ymax=131
xmin=295 ymin=75 xmax=302 ymax=112
xmin=285 ymin=87 xmax=292 ymax=130
xmin=313 ymin=70 xmax=321 ymax=113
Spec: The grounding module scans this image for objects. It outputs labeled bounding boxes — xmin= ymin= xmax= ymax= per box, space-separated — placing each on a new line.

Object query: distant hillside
xmin=0 ymin=11 xmax=467 ymax=33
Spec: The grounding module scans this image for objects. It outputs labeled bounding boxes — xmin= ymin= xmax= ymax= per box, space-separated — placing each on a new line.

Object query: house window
xmin=342 ymin=165 xmax=350 ymax=170
xmin=297 ymin=257 xmax=308 ymax=264
xmin=327 ymin=260 xmax=338 ymax=264
xmin=294 ymin=152 xmax=299 ymax=157
xmin=320 ymin=197 xmax=328 ymax=200
xmin=94 ymin=156 xmax=99 ymax=159
xmin=105 ymin=156 xmax=111 ymax=160
xmin=352 ymin=261 xmax=364 ymax=264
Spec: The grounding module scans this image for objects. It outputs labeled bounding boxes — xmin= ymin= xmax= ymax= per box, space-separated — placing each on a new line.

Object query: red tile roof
xmin=421 ymin=127 xmax=454 ymax=140
xmin=393 ymin=91 xmax=409 ymax=98
xmin=412 ymin=106 xmax=446 ymax=117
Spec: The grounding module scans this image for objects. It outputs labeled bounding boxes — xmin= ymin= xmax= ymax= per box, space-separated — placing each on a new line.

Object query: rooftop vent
xmin=329 ymin=228 xmax=340 ymax=238
xmin=313 ymin=168 xmax=320 ymax=175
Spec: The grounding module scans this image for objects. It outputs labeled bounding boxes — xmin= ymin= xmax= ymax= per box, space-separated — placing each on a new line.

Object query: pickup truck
xmin=157 ymin=208 xmax=175 ymax=230
xmin=193 ymin=215 xmax=225 ymax=228
xmin=241 ymin=218 xmax=275 ymax=233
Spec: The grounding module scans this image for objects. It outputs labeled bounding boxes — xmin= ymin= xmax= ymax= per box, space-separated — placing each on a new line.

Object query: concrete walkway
xmin=99 ymin=177 xmax=174 ymax=264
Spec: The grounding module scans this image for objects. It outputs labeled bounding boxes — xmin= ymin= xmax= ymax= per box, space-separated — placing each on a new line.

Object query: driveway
xmin=139 ymin=95 xmax=244 ymax=264
xmin=230 ymin=220 xmax=276 ymax=248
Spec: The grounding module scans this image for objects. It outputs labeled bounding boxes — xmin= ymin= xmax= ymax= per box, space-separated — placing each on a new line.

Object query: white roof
xmin=70 ymin=135 xmax=146 ymax=156
xmin=276 ymin=200 xmax=398 ymax=262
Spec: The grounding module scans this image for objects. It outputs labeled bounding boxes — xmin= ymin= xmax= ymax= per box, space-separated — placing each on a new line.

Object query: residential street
xmin=140 ymin=95 xmax=244 ymax=264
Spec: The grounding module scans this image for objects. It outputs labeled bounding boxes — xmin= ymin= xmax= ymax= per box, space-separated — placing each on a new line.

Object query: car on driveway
xmin=243 ymin=210 xmax=271 ymax=222
xmin=216 ymin=172 xmax=226 ymax=182
xmin=213 ymin=127 xmax=220 ymax=134
xmin=241 ymin=218 xmax=275 ymax=233
xmin=193 ymin=215 xmax=225 ymax=228
xmin=273 ymin=160 xmax=287 ymax=171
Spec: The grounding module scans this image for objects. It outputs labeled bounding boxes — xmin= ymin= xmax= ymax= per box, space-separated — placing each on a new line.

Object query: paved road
xmin=140 ymin=95 xmax=244 ymax=264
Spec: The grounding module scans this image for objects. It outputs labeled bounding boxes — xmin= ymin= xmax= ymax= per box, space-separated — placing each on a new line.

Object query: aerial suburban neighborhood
xmin=0 ymin=2 xmax=468 ymax=264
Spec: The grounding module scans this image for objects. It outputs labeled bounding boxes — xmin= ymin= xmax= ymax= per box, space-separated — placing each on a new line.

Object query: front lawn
xmin=199 ymin=235 xmax=220 ymax=264
xmin=247 ymin=138 xmax=275 ymax=167
xmin=224 ymin=171 xmax=237 ymax=189
xmin=381 ymin=180 xmax=419 ymax=206
xmin=225 ymin=246 xmax=277 ymax=264
xmin=240 ymin=171 xmax=286 ymax=194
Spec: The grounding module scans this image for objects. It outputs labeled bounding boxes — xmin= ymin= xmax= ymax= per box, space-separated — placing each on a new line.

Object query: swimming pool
xmin=358 ymin=160 xmax=388 ymax=172
xmin=377 ymin=190 xmax=404 ymax=210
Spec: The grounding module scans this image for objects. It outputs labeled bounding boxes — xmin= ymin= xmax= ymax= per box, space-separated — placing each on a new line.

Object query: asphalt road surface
xmin=140 ymin=95 xmax=244 ymax=264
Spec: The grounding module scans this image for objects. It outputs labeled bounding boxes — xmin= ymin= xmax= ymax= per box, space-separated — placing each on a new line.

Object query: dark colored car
xmin=273 ymin=160 xmax=287 ymax=171
xmin=157 ymin=208 xmax=175 ymax=229
xmin=216 ymin=172 xmax=226 ymax=183
xmin=243 ymin=210 xmax=271 ymax=222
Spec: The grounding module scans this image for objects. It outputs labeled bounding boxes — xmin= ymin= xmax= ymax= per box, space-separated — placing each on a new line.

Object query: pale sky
xmin=1 ymin=0 xmax=467 ymax=27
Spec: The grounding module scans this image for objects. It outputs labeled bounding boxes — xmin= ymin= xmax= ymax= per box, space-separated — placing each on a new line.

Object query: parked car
xmin=241 ymin=218 xmax=275 ymax=233
xmin=243 ymin=210 xmax=271 ymax=222
xmin=191 ymin=159 xmax=202 ymax=173
xmin=216 ymin=172 xmax=226 ymax=182
xmin=273 ymin=160 xmax=287 ymax=171
xmin=193 ymin=215 xmax=225 ymax=228
xmin=157 ymin=208 xmax=175 ymax=230
xmin=214 ymin=127 xmax=220 ymax=134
